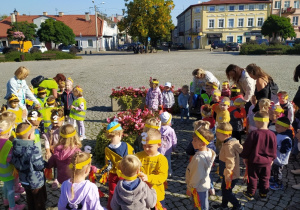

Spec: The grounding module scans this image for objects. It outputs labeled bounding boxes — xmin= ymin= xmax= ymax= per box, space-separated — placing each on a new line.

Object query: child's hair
xmin=246 ymin=63 xmax=272 ymax=81
xmin=14 ymin=66 xmax=30 ymax=80
xmin=217 ymin=122 xmax=233 ymax=132
xmin=254 ymin=111 xmax=269 ymax=119
xmin=73 ymin=86 xmax=83 ymax=97
xmin=193 ymin=120 xmax=211 ymax=131
xmin=220 ymin=96 xmax=230 ymax=104
xmin=7 ymin=94 xmax=20 ymax=103
xmin=58 ymin=124 xmax=81 ymax=149
xmin=0 ymin=119 xmax=12 ymax=136
xmin=37 ymin=87 xmax=47 ymax=97
xmin=193 ymin=124 xmax=214 ymax=143
xmin=66 ymin=77 xmax=74 ymax=85
xmin=151 ymin=78 xmax=159 ymax=88
xmin=182 ymin=85 xmax=189 ymax=90
xmin=212 ymin=89 xmax=221 ymax=96
xmin=16 ymin=122 xmax=34 ymax=138
xmin=28 ymin=110 xmax=43 ymax=119
xmin=276 ymin=117 xmax=291 ymax=129
xmin=192 ymin=68 xmax=205 ymax=77
xmin=70 ymin=152 xmax=91 ymax=199
xmin=201 ymin=105 xmax=212 ymax=118
xmin=145 ymin=129 xmax=161 ymax=142
xmin=143 ymin=117 xmax=161 ymax=132
xmin=222 ymin=81 xmax=229 ymax=88
xmin=118 ymin=155 xmax=141 ymax=178
xmin=234 ymin=98 xmax=246 ymax=106
xmin=46 ymin=95 xmax=57 ymax=106
xmin=277 ymin=91 xmax=288 ymax=99
xmin=206 ymin=82 xmax=218 ymax=90
xmin=259 ymin=98 xmax=271 ymax=112
xmin=51 ymin=108 xmax=64 ymax=123
xmin=0 ymin=111 xmax=16 ymax=124
xmin=230 ymin=86 xmax=242 ymax=97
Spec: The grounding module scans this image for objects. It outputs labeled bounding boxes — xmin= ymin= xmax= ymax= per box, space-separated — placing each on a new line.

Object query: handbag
xmin=31 ymin=75 xmax=44 ymax=87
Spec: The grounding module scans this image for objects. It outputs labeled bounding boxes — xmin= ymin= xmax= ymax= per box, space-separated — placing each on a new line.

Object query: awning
xmin=207 ymin=33 xmax=222 ymax=38
xmin=244 ymin=30 xmax=261 ymax=36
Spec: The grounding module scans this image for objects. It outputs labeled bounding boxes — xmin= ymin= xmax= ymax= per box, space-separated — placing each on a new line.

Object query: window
xmin=195 ymin=20 xmax=201 ymax=31
xmin=293 ymin=16 xmax=299 ymax=25
xmin=195 ymin=7 xmax=201 ymax=13
xmin=257 ymin=18 xmax=264 ymax=27
xmin=239 ymin=5 xmax=245 ymax=11
xmin=249 ymin=5 xmax=255 ymax=10
xmin=295 ymin=1 xmax=300 ymax=8
xmin=275 ymin=1 xmax=281 ymax=8
xmin=88 ymin=39 xmax=93 ymax=47
xmin=284 ymin=1 xmax=290 ymax=8
xmin=209 ymin=6 xmax=215 ymax=12
xmin=227 ymin=36 xmax=234 ymax=42
xmin=219 ymin=19 xmax=224 ymax=28
xmin=258 ymin=4 xmax=264 ymax=10
xmin=219 ymin=6 xmax=225 ymax=11
xmin=248 ymin=18 xmax=254 ymax=27
xmin=228 ymin=19 xmax=234 ymax=28
xmin=237 ymin=36 xmax=243 ymax=44
xmin=229 ymin=5 xmax=235 ymax=11
xmin=209 ymin=19 xmax=215 ymax=28
xmin=238 ymin=18 xmax=244 ymax=27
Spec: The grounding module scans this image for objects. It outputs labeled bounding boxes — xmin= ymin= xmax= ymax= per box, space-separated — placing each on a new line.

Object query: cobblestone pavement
xmin=0 ymin=50 xmax=300 ymax=210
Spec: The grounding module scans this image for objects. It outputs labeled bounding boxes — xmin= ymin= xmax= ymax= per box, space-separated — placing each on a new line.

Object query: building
xmin=272 ymin=0 xmax=300 ymax=38
xmin=177 ymin=0 xmax=272 ymax=49
xmin=0 ymin=12 xmax=118 ymax=51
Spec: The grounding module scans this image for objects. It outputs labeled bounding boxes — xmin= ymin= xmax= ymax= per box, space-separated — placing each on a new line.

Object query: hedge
xmin=240 ymin=43 xmax=300 ymax=55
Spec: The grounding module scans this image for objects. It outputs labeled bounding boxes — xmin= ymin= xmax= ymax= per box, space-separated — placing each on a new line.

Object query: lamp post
xmin=92 ymin=1 xmax=105 ymax=52
xmin=13 ymin=8 xmax=18 ymax=30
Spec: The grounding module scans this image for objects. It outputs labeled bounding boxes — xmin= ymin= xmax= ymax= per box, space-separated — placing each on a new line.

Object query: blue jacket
xmin=178 ymin=93 xmax=190 ymax=108
xmin=61 ymin=90 xmax=76 ymax=112
xmin=11 ymin=139 xmax=45 ymax=190
xmin=274 ymin=130 xmax=293 ymax=166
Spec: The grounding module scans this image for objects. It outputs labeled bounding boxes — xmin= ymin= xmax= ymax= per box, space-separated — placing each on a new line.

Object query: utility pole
xmin=95 ymin=3 xmax=99 ymax=52
xmin=279 ymin=0 xmax=282 ymax=17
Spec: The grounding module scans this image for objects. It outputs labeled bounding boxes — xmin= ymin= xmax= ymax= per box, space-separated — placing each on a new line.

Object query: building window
xmin=195 ymin=20 xmax=201 ymax=31
xmin=209 ymin=6 xmax=215 ymax=12
xmin=249 ymin=5 xmax=255 ymax=10
xmin=88 ymin=39 xmax=93 ymax=47
xmin=295 ymin=1 xmax=300 ymax=8
xmin=258 ymin=4 xmax=264 ymax=10
xmin=257 ymin=18 xmax=264 ymax=27
xmin=227 ymin=36 xmax=234 ymax=42
xmin=209 ymin=19 xmax=215 ymax=28
xmin=219 ymin=6 xmax=225 ymax=11
xmin=229 ymin=5 xmax=235 ymax=11
xmin=248 ymin=18 xmax=254 ymax=27
xmin=237 ymin=36 xmax=243 ymax=44
xmin=195 ymin=7 xmax=201 ymax=13
xmin=284 ymin=1 xmax=290 ymax=8
xmin=219 ymin=19 xmax=224 ymax=28
xmin=275 ymin=1 xmax=281 ymax=8
xmin=239 ymin=5 xmax=245 ymax=11
xmin=238 ymin=18 xmax=244 ymax=27
xmin=293 ymin=16 xmax=299 ymax=25
xmin=228 ymin=19 xmax=234 ymax=28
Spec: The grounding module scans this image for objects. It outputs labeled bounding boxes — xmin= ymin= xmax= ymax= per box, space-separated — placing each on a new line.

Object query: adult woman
xmin=190 ymin=68 xmax=220 ymax=107
xmin=245 ymin=63 xmax=278 ymax=112
xmin=5 ymin=66 xmax=40 ymax=111
xmin=33 ymin=73 xmax=66 ymax=98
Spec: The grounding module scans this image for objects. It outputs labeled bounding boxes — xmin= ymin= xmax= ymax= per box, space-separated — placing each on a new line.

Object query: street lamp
xmin=92 ymin=1 xmax=105 ymax=52
xmin=13 ymin=8 xmax=18 ymax=30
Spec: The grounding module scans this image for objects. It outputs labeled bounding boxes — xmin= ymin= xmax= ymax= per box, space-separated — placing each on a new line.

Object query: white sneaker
xmin=292 ymin=183 xmax=300 ymax=190
xmin=291 ymin=169 xmax=300 ymax=175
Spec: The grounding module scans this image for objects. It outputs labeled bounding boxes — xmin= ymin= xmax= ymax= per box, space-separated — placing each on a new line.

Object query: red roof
xmin=0 ymin=14 xmax=103 ymax=38
xmin=200 ymin=0 xmax=272 ymax=5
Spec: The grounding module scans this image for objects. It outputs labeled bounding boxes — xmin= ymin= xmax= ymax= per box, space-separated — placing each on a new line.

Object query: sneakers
xmin=209 ymin=188 xmax=215 ymax=196
xmin=51 ymin=179 xmax=59 ymax=190
xmin=9 ymin=204 xmax=26 ymax=210
xmin=292 ymin=183 xmax=300 ymax=190
xmin=270 ymin=182 xmax=283 ymax=190
xmin=259 ymin=192 xmax=267 ymax=201
xmin=243 ymin=191 xmax=254 ymax=201
xmin=15 ymin=185 xmax=25 ymax=194
xmin=291 ymin=169 xmax=300 ymax=175
xmin=3 ymin=195 xmax=21 ymax=206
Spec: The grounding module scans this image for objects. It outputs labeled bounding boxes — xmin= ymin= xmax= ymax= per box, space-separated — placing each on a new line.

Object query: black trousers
xmin=25 ymin=184 xmax=47 ymax=210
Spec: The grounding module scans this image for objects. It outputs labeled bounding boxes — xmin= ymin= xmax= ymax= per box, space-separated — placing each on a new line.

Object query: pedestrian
xmin=162 ymin=82 xmax=175 ymax=113
xmin=40 ymin=96 xmax=58 ymax=133
xmin=61 ymin=77 xmax=75 ymax=121
xmin=277 ymin=91 xmax=294 ymax=124
xmin=178 ymin=85 xmax=190 ymax=122
xmin=145 ymin=78 xmax=163 ymax=112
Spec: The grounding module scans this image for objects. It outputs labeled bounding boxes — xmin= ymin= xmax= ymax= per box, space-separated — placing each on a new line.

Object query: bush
xmin=2 ymin=47 xmax=17 ymax=54
xmin=69 ymin=46 xmax=78 ymax=55
xmin=240 ymin=43 xmax=294 ymax=55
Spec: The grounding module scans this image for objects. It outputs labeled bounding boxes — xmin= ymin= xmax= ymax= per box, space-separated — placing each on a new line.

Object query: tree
xmin=118 ymin=0 xmax=175 ymax=49
xmin=261 ymin=15 xmax=296 ymax=41
xmin=37 ymin=18 xmax=75 ymax=46
xmin=0 ymin=14 xmax=8 ymax=21
xmin=7 ymin=21 xmax=37 ymax=41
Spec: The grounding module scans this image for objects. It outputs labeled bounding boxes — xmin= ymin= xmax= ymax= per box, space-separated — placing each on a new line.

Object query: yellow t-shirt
xmin=135 ymin=151 xmax=168 ymax=201
xmin=213 ymin=106 xmax=230 ymax=124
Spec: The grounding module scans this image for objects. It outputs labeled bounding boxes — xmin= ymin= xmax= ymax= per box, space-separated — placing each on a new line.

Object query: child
xmin=58 ymin=152 xmax=104 ymax=210
xmin=200 ymin=82 xmax=218 ymax=105
xmin=162 ymin=82 xmax=175 ymax=113
xmin=111 ymin=155 xmax=157 ymax=209
xmin=40 ymin=95 xmax=57 ymax=133
xmin=100 ymin=121 xmax=134 ymax=210
xmin=27 ymin=110 xmax=43 ymax=152
xmin=214 ymin=122 xmax=243 ymax=210
xmin=212 ymin=97 xmax=231 ymax=124
xmin=211 ymin=89 xmax=221 ymax=105
xmin=247 ymin=95 xmax=257 ymax=133
xmin=47 ymin=124 xmax=82 ymax=186
xmin=36 ymin=87 xmax=48 ymax=108
xmin=228 ymin=97 xmax=247 ymax=143
xmin=259 ymin=98 xmax=271 ymax=112
xmin=11 ymin=122 xmax=47 ymax=209
xmin=136 ymin=129 xmax=168 ymax=209
xmin=61 ymin=77 xmax=76 ymax=119
xmin=230 ymin=86 xmax=243 ymax=106
xmin=240 ymin=111 xmax=277 ymax=201
xmin=70 ymin=86 xmax=87 ymax=140
xmin=145 ymin=78 xmax=163 ymax=112
xmin=57 ymin=81 xmax=65 ymax=97
xmin=270 ymin=117 xmax=293 ymax=190
xmin=159 ymin=112 xmax=177 ymax=177
xmin=185 ymin=122 xmax=216 ymax=210
xmin=6 ymin=94 xmax=23 ymax=125
xmin=0 ymin=120 xmax=26 ymax=210
xmin=178 ymin=85 xmax=190 ymax=122
xmin=221 ymin=81 xmax=231 ymax=97
xmin=278 ymin=91 xmax=294 ymax=124
xmin=269 ymin=104 xmax=283 ymax=132
xmin=201 ymin=105 xmax=215 ymax=130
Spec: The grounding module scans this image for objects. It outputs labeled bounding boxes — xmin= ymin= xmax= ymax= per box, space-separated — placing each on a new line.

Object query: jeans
xmin=180 ymin=108 xmax=189 ymax=120
xmin=221 ymin=177 xmax=239 ymax=208
xmin=3 ymin=179 xmax=15 ymax=208
xmin=271 ymin=164 xmax=284 ymax=184
xmin=197 ymin=190 xmax=209 ymax=210
xmin=165 ymin=154 xmax=172 ymax=175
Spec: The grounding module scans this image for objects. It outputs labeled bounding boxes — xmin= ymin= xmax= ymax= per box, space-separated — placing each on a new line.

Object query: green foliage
xmin=116 ymin=95 xmax=143 ymax=110
xmin=7 ymin=21 xmax=38 ymax=41
xmin=119 ymin=0 xmax=175 ymax=46
xmin=240 ymin=43 xmax=293 ymax=55
xmin=0 ymin=14 xmax=8 ymax=20
xmin=37 ymin=19 xmax=76 ymax=45
xmin=261 ymin=15 xmax=296 ymax=40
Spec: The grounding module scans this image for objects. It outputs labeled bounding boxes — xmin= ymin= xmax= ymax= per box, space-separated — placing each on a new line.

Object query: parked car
xmin=9 ymin=41 xmax=33 ymax=53
xmin=174 ymin=43 xmax=185 ymax=49
xmin=0 ymin=47 xmax=3 ymax=54
xmin=211 ymin=40 xmax=227 ymax=49
xmin=29 ymin=45 xmax=48 ymax=53
xmin=285 ymin=40 xmax=295 ymax=47
xmin=256 ymin=39 xmax=269 ymax=45
xmin=295 ymin=38 xmax=300 ymax=45
xmin=223 ymin=42 xmax=240 ymax=51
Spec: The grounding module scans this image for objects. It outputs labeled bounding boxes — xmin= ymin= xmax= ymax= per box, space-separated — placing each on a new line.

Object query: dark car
xmin=211 ymin=40 xmax=227 ymax=49
xmin=174 ymin=43 xmax=185 ymax=49
xmin=223 ymin=42 xmax=240 ymax=51
xmin=256 ymin=39 xmax=269 ymax=45
xmin=286 ymin=40 xmax=295 ymax=47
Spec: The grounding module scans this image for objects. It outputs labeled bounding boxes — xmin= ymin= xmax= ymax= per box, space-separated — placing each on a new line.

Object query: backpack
xmin=31 ymin=75 xmax=44 ymax=88
xmin=268 ymin=80 xmax=279 ymax=104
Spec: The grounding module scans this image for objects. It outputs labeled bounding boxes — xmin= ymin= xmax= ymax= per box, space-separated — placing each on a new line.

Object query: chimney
xmin=22 ymin=14 xmax=26 ymax=16
xmin=58 ymin=12 xmax=64 ymax=17
xmin=43 ymin=12 xmax=48 ymax=16
xmin=85 ymin=12 xmax=90 ymax=21
xmin=11 ymin=13 xmax=16 ymax=23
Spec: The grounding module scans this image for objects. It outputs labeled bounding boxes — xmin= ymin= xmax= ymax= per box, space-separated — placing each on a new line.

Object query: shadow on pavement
xmin=87 ymin=106 xmax=112 ymax=112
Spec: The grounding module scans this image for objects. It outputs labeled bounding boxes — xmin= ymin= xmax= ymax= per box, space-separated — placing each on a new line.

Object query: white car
xmin=30 ymin=45 xmax=48 ymax=53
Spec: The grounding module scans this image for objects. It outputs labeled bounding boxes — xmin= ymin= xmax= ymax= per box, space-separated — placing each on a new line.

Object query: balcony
xmin=281 ymin=7 xmax=296 ymax=14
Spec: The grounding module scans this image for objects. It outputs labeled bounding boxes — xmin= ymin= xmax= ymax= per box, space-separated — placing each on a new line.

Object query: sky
xmin=0 ymin=0 xmax=208 ymax=25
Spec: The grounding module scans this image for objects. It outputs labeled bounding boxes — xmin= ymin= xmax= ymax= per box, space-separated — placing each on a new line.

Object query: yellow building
xmin=177 ymin=0 xmax=272 ymax=49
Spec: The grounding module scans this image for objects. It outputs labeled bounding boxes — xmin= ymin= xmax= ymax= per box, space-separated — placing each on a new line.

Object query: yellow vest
xmin=37 ymin=97 xmax=48 ymax=109
xmin=0 ymin=140 xmax=15 ymax=182
xmin=70 ymin=98 xmax=87 ymax=121
xmin=7 ymin=108 xmax=23 ymax=124
xmin=40 ymin=107 xmax=55 ymax=133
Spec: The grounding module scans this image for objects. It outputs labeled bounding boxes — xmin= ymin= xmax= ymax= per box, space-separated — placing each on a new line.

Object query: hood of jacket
xmin=64 ymin=180 xmax=90 ymax=206
xmin=225 ymin=138 xmax=243 ymax=154
xmin=160 ymin=126 xmax=171 ymax=136
xmin=195 ymin=148 xmax=216 ymax=170
xmin=54 ymin=145 xmax=80 ymax=161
